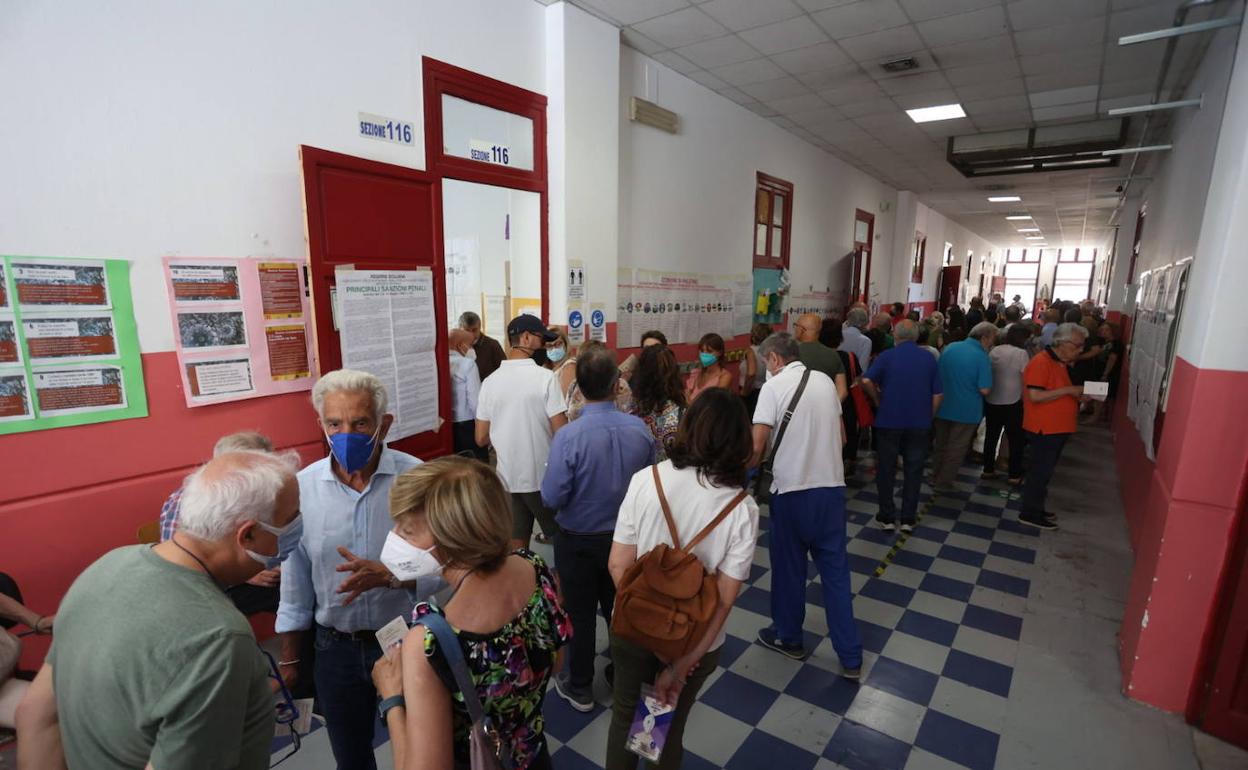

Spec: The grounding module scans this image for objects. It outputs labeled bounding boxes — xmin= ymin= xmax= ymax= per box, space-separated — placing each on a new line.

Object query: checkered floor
xmin=536 ymin=455 xmax=1037 ymax=770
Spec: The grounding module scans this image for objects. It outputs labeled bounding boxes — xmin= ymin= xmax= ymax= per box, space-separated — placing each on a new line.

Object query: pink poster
xmin=163 ymin=257 xmax=317 ymax=407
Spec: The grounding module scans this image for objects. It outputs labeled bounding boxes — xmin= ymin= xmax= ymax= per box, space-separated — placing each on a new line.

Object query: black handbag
xmin=754 ymin=369 xmax=811 ymax=504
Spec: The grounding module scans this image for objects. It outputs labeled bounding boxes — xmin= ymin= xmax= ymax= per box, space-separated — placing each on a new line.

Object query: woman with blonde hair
xmin=371 ymin=456 xmax=571 ymax=770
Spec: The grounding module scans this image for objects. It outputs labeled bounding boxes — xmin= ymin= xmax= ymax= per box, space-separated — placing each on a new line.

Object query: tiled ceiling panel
xmin=562 ymin=0 xmax=1225 ymax=248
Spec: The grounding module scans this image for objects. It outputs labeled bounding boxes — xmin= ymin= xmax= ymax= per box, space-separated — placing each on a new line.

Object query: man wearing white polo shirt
xmin=476 ymin=314 xmax=568 ymax=549
xmin=751 ymin=332 xmax=863 ymax=680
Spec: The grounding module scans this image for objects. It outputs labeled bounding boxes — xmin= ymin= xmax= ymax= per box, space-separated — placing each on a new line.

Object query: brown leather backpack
xmin=611 ymin=465 xmax=748 ymax=662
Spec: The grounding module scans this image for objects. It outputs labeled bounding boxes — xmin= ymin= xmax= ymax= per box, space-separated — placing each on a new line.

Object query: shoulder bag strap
xmin=686 ymin=489 xmax=750 ymax=551
xmin=765 ymin=369 xmax=812 ymax=468
xmin=651 ymin=464 xmax=682 ymax=549
xmin=417 ymin=612 xmax=487 ymax=723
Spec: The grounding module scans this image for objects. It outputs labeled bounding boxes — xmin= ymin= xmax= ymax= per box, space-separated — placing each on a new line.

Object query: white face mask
xmin=380 ymin=529 xmax=443 ymax=584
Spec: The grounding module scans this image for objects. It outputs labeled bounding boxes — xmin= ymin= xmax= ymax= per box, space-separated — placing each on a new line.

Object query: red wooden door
xmin=937 ymin=266 xmax=961 ymax=311
xmin=300 ymin=145 xmax=452 ymax=460
xmin=1198 ymin=489 xmax=1248 ymax=749
xmin=852 ymin=209 xmax=875 ymax=302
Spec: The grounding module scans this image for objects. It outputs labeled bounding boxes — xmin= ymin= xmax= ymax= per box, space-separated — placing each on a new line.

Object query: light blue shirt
xmin=449 ymin=351 xmax=480 ymax=423
xmin=839 ymin=326 xmax=873 ymax=369
xmin=1040 ymin=322 xmax=1058 ymax=347
xmin=936 ymin=339 xmax=992 ymax=424
xmin=277 ymin=447 xmax=422 ymax=634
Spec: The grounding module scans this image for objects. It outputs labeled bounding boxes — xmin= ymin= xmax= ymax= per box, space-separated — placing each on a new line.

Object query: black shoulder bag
xmin=753 ymin=369 xmax=811 ymax=504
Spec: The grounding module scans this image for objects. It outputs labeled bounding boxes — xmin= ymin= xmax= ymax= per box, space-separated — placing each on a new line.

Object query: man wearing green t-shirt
xmin=16 ymin=450 xmax=302 ymax=770
xmin=794 ymin=313 xmax=848 ymax=401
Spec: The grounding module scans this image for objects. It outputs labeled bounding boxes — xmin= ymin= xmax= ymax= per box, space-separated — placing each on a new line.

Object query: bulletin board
xmin=1127 ymin=260 xmax=1190 ymax=460
xmin=0 ymin=255 xmax=148 ymax=435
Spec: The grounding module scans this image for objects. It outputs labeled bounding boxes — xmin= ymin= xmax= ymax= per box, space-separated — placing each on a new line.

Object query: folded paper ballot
xmin=1083 ymin=381 xmax=1109 ymax=401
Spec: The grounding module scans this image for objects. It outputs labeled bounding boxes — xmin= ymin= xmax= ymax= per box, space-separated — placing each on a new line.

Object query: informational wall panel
xmin=163 ymin=257 xmax=317 ymax=407
xmin=0 ymin=255 xmax=147 ymax=434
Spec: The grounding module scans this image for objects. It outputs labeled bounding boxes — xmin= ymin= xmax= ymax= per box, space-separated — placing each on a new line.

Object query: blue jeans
xmin=768 ymin=487 xmax=863 ymax=669
xmin=873 ymin=427 xmax=930 ymax=524
xmin=314 ymin=625 xmax=385 ymax=770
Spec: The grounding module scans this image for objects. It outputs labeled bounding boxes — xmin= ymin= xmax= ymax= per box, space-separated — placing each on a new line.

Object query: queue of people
xmin=9 ymin=298 xmax=1111 ymax=770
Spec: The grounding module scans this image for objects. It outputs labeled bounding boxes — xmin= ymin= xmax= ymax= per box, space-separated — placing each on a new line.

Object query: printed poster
xmin=163 ymin=257 xmax=316 ymax=407
xmin=337 ymin=269 xmax=440 ymax=441
xmin=0 ymin=255 xmax=147 ymax=435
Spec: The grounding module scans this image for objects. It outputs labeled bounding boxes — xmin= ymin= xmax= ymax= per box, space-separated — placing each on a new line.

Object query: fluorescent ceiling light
xmin=987 ymin=195 xmax=1022 ymax=202
xmin=905 ymin=103 xmax=966 ymax=123
xmin=1005 ymin=215 xmax=1032 ymax=220
xmin=1025 ymin=236 xmax=1045 ymax=240
xmin=1017 ymin=227 xmax=1041 ymax=232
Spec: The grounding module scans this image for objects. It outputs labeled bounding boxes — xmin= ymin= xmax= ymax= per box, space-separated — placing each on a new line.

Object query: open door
xmin=937 ymin=266 xmax=961 ymax=312
xmin=852 ymin=209 xmax=875 ymax=303
xmin=300 ymin=145 xmax=452 ymax=460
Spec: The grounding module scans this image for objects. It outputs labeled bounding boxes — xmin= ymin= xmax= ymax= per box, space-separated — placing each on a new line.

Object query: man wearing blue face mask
xmin=276 ymin=369 xmax=423 ymax=770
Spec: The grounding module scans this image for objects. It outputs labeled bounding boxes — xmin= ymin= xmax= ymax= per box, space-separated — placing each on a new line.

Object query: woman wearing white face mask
xmin=372 ymin=457 xmax=572 ymax=770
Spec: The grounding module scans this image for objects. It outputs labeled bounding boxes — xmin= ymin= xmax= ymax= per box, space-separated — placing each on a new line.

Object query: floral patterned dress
xmin=639 ymin=399 xmax=683 ymax=462
xmin=412 ymin=550 xmax=572 ymax=770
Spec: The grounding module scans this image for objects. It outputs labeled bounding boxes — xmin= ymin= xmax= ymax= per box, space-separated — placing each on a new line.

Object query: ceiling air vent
xmin=881 ymin=56 xmax=919 ymax=73
xmin=947 ymin=118 xmax=1129 ymax=177
xmin=630 ymin=97 xmax=679 ymax=134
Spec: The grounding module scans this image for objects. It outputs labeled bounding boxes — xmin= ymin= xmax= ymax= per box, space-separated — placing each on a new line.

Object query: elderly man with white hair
xmin=277 ymin=368 xmax=422 ymax=770
xmin=839 ymin=307 xmax=873 ymax=370
xmin=930 ymin=321 xmax=997 ymax=493
xmin=16 ymin=449 xmax=301 ymax=770
xmin=1019 ymin=322 xmax=1088 ymax=530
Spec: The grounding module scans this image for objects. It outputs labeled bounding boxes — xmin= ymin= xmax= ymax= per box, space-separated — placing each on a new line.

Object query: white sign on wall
xmin=469 ymin=139 xmax=511 ymax=166
xmin=358 ymin=112 xmax=415 ymax=146
xmin=568 ymin=260 xmax=585 ymax=301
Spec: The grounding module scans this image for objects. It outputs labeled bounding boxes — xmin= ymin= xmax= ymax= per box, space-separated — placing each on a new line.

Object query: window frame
xmin=911 ymin=233 xmax=927 ymax=283
xmin=753 ymin=172 xmax=794 ymax=270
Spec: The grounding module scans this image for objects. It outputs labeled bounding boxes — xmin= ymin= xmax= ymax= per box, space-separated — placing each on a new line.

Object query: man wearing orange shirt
xmin=1019 ymin=322 xmax=1088 ymax=530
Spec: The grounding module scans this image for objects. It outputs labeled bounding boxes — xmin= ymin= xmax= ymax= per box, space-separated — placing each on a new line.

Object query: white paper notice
xmin=1083 ymin=380 xmax=1109 ymax=401
xmin=338 ymin=270 xmax=440 ymax=441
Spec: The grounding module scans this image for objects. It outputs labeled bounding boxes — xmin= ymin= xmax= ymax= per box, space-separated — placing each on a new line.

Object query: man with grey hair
xmin=459 ymin=310 xmax=505 ymax=382
xmin=839 ymin=307 xmax=873 ymax=370
xmin=752 ymin=333 xmax=863 ymax=679
xmin=17 ymin=450 xmax=300 ymax=769
xmin=862 ymin=320 xmax=943 ymax=532
xmin=277 ymin=368 xmax=422 ymax=769
xmin=930 ymin=321 xmax=997 ymax=493
xmin=1019 ymin=322 xmax=1088 ymax=530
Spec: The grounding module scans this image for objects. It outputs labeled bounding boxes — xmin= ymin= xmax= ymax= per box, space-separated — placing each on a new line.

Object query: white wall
xmin=0 ymin=0 xmax=549 ymax=353
xmin=618 ymin=48 xmax=899 ymax=316
xmin=545 ymin=3 xmax=621 ymax=327
xmin=903 ymin=201 xmax=1005 ymax=306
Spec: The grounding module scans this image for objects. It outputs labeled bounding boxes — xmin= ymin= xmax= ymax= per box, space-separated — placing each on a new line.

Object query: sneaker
xmin=899 ymin=523 xmax=914 ymax=534
xmin=1018 ymin=516 xmax=1058 ymax=531
xmin=841 ymin=666 xmax=862 ymax=681
xmin=877 ymin=518 xmax=897 ymax=532
xmin=757 ymin=628 xmax=809 ymax=660
xmin=553 ymin=673 xmax=594 ymax=713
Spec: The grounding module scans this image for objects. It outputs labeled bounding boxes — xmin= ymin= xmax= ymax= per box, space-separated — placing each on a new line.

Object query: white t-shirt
xmin=613 ymin=460 xmax=760 ymax=650
xmin=476 ymin=358 xmax=567 ymax=493
xmin=753 ymin=361 xmax=845 ymax=494
xmin=987 ymin=345 xmax=1030 ymax=405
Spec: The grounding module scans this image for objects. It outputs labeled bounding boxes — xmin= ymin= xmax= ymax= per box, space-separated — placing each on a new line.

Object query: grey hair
xmin=312 ymin=369 xmax=388 ymax=422
xmin=212 ymin=431 xmax=272 ymax=456
xmin=894 ymin=319 xmax=919 ymax=342
xmin=458 ymin=311 xmax=481 ymax=328
xmin=759 ymin=332 xmax=800 ymax=364
xmin=846 ymin=308 xmax=869 ymax=329
xmin=1053 ymin=322 xmax=1088 ymax=346
xmin=968 ymin=322 xmax=1000 ymax=341
xmin=178 ymin=450 xmax=300 ymax=540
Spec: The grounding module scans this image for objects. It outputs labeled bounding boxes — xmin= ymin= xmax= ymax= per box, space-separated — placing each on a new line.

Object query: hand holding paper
xmin=1082 ymin=381 xmax=1110 ymax=401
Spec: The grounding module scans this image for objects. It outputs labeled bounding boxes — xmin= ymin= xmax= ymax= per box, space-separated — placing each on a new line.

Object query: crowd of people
xmin=7 ymin=296 xmax=1117 ymax=770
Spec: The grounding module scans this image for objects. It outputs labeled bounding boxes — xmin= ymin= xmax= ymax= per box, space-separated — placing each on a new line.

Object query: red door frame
xmin=299 ymin=145 xmax=452 ymax=460
xmin=853 ymin=209 xmax=875 ymax=302
xmin=422 ymin=57 xmax=550 ymax=323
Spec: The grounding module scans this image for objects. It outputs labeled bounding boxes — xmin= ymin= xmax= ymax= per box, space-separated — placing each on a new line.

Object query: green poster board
xmin=0 ymin=255 xmax=148 ymax=435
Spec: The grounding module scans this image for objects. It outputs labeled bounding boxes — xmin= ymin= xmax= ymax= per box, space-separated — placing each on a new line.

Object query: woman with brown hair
xmin=604 ymin=388 xmax=759 ymax=770
xmin=371 ymin=457 xmax=572 ymax=770
xmin=684 ymin=332 xmax=733 ymax=402
xmin=632 ymin=344 xmax=688 ymax=461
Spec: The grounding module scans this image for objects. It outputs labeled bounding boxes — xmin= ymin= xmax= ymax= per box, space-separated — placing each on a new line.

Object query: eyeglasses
xmin=260 ymin=648 xmax=303 ymax=767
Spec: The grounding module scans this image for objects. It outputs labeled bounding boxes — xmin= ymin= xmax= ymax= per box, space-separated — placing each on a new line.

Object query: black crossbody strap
xmin=765 ymin=368 xmax=811 ymax=467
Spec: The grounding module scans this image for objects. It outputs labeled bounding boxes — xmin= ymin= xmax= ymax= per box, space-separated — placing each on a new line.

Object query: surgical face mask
xmin=699 ymin=352 xmax=718 ymax=368
xmin=547 ymin=346 xmax=567 ymax=364
xmin=326 ymin=425 xmax=381 ymax=474
xmin=245 ymin=513 xmax=303 ymax=569
xmin=380 ymin=530 xmax=443 ymax=584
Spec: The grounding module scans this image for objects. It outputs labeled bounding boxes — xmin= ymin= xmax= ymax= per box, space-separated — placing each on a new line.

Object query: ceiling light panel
xmin=987 ymin=195 xmax=1021 ymax=202
xmin=905 ymin=103 xmax=966 ymax=122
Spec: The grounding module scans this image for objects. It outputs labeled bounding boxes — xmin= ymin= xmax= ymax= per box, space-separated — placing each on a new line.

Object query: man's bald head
xmin=794 ymin=313 xmax=823 ymax=342
xmin=448 ymin=328 xmax=474 ymax=355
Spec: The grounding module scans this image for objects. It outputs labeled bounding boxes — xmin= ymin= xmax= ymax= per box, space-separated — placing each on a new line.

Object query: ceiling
xmin=544 ymin=0 xmax=1227 ymax=252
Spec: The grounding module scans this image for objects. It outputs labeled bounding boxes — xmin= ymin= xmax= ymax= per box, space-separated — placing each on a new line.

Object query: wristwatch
xmin=378 ymin=695 xmax=405 ymax=720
